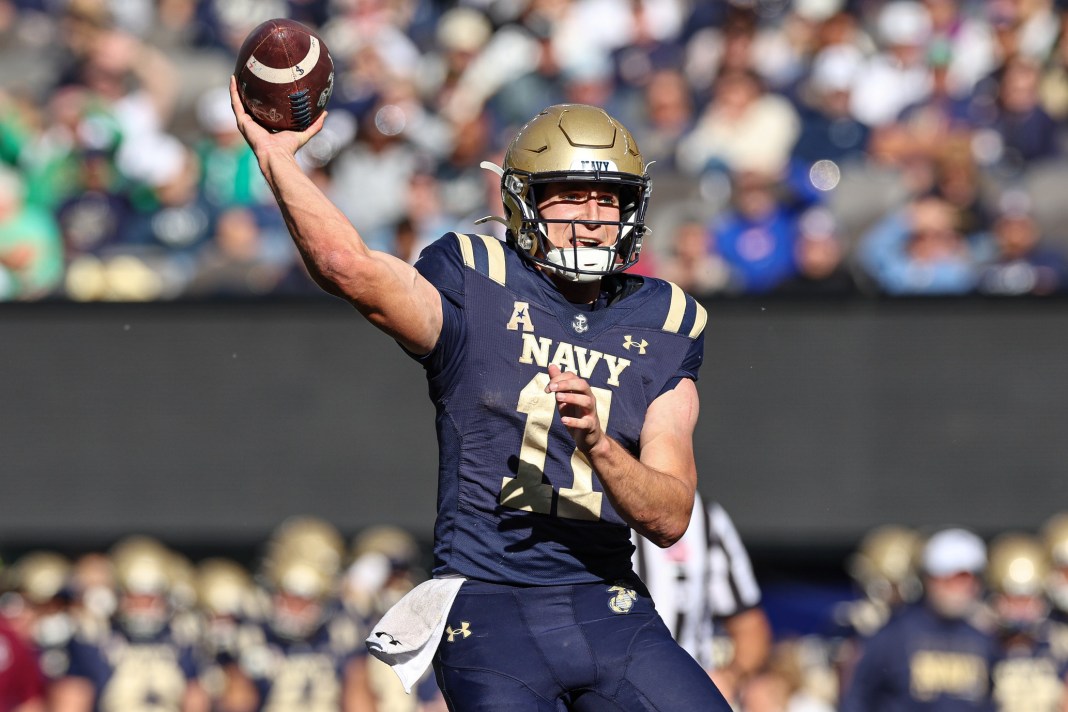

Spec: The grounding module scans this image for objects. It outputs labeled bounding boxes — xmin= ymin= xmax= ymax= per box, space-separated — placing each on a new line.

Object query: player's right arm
xmin=228 ymin=77 xmax=442 ymax=355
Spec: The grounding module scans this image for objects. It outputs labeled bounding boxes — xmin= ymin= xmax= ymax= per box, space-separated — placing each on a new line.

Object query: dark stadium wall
xmin=3 ymin=298 xmax=1066 ymax=553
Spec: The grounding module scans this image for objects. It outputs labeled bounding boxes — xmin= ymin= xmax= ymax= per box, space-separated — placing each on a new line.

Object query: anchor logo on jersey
xmin=445 ymin=622 xmax=471 ymax=642
xmin=571 ymin=314 xmax=589 ymax=334
xmin=622 ymin=336 xmax=648 ymax=354
xmin=607 ymin=584 xmax=638 ymax=614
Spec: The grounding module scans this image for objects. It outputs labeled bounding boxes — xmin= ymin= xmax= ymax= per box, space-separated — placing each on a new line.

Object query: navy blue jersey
xmin=65 ymin=623 xmax=201 ymax=711
xmin=411 ymin=233 xmax=706 ymax=586
xmin=840 ymin=602 xmax=999 ymax=712
xmin=238 ymin=613 xmax=364 ymax=710
xmin=991 ymin=630 xmax=1068 ymax=712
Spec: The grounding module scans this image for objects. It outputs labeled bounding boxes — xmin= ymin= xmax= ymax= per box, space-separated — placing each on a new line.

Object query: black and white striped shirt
xmin=632 ymin=496 xmax=762 ymax=668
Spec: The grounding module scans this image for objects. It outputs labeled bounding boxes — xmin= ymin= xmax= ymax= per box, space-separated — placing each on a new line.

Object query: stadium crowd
xmin=3 ymin=0 xmax=1068 ymax=300
xmin=2 ymin=513 xmax=1068 ymax=710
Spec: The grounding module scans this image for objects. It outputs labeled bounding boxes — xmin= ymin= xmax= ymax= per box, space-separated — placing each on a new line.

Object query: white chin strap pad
xmin=544 ymin=247 xmax=615 ymax=283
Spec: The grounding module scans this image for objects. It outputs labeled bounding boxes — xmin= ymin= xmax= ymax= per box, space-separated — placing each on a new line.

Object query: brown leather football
xmin=234 ymin=18 xmax=334 ymax=132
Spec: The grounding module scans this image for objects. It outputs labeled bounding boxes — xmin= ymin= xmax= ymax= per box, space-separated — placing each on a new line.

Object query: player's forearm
xmin=589 ymin=435 xmax=694 ymax=547
xmin=259 ymin=148 xmax=375 ymax=297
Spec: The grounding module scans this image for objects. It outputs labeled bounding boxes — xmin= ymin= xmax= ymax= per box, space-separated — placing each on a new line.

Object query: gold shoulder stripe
xmin=477 ymin=234 xmax=507 ymax=286
xmin=662 ymin=282 xmax=687 ymax=334
xmin=688 ymin=301 xmax=707 ymax=339
xmin=456 ymin=234 xmax=476 ymax=269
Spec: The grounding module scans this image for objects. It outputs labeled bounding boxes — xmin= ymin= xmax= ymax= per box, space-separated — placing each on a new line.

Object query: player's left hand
xmin=547 ymin=364 xmax=604 ymax=455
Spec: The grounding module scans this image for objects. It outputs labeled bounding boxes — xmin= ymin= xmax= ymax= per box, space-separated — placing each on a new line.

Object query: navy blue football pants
xmin=433 ymin=577 xmax=732 ymax=711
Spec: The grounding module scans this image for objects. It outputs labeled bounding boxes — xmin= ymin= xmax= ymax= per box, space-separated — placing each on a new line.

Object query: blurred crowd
xmin=3 ymin=0 xmax=1068 ymax=300
xmin=3 ymin=513 xmax=1068 ymax=710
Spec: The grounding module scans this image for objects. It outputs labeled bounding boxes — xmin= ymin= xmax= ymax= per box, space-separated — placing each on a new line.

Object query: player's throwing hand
xmin=228 ymin=76 xmax=325 ymax=160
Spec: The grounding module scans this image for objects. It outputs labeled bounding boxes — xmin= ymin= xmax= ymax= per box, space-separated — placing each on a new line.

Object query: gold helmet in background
xmin=109 ymin=535 xmax=176 ymax=639
xmin=1042 ymin=512 xmax=1068 ymax=612
xmin=987 ymin=532 xmax=1050 ymax=596
xmin=7 ymin=551 xmax=71 ymax=605
xmin=849 ymin=525 xmax=923 ymax=605
xmin=196 ymin=557 xmax=258 ymax=619
xmin=263 ymin=516 xmax=345 ymax=584
xmin=110 ymin=535 xmax=174 ymax=596
xmin=488 ymin=104 xmax=651 ymax=283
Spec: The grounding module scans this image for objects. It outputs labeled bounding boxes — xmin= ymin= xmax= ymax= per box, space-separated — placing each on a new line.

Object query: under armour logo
xmin=623 ymin=336 xmax=648 ymax=354
xmin=375 ymin=632 xmax=402 ymax=646
xmin=445 ymin=622 xmax=471 ymax=642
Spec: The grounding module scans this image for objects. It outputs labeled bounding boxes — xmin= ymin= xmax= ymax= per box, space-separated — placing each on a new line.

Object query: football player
xmin=3 ymin=550 xmax=77 ymax=684
xmin=230 ymin=77 xmax=730 ymax=710
xmin=1043 ymin=513 xmax=1068 ymax=665
xmin=51 ymin=536 xmax=209 ymax=712
xmin=840 ymin=527 xmax=999 ymax=712
xmin=226 ymin=545 xmax=375 ymax=712
xmin=985 ymin=533 xmax=1068 ymax=712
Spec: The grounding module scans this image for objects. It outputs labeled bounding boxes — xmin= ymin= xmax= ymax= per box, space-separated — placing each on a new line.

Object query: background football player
xmin=985 ymin=532 xmax=1068 ymax=712
xmin=51 ymin=535 xmax=209 ymax=712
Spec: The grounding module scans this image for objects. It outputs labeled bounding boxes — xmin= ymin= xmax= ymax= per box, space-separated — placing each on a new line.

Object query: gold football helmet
xmin=196 ymin=558 xmax=257 ymax=619
xmin=264 ymin=515 xmax=345 ymax=582
xmin=849 ymin=525 xmax=923 ymax=605
xmin=110 ymin=535 xmax=174 ymax=596
xmin=987 ymin=533 xmax=1049 ymax=596
xmin=484 ymin=104 xmax=651 ymax=283
xmin=8 ymin=551 xmax=71 ymax=605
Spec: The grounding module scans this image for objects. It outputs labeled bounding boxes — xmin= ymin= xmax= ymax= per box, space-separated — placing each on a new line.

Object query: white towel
xmin=365 ymin=577 xmax=466 ymax=693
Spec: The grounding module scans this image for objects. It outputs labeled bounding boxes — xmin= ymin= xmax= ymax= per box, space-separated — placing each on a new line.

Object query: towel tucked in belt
xmin=365 ymin=577 xmax=466 ymax=693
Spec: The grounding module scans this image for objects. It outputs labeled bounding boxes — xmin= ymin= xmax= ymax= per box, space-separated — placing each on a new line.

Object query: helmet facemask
xmin=503 ymin=169 xmax=649 ymax=283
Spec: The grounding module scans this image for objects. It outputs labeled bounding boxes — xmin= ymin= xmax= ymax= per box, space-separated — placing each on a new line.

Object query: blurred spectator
xmin=984 ymin=55 xmax=1059 ymax=172
xmin=658 ymin=214 xmax=732 ymax=296
xmin=184 ymin=206 xmax=292 ymax=298
xmin=194 ymin=86 xmax=267 ymax=211
xmin=710 ymin=169 xmax=813 ymax=294
xmin=984 ymin=533 xmax=1067 ymax=712
xmin=976 ymin=191 xmax=1068 ymax=296
xmin=791 ymin=44 xmax=871 ymax=168
xmin=923 ymin=0 xmax=997 ymax=99
xmin=605 ymin=0 xmax=687 ymax=98
xmin=328 ymin=98 xmax=427 ymax=254
xmin=627 ymin=68 xmax=696 ymax=172
xmin=776 ymin=207 xmax=859 ymax=295
xmin=856 ymin=193 xmax=981 ymax=295
xmin=839 ymin=527 xmax=999 ymax=711
xmin=850 ymin=1 xmax=933 ymax=128
xmin=676 ymin=68 xmax=801 ymax=177
xmin=1039 ymin=13 xmax=1068 ymax=121
xmin=484 ymin=11 xmax=566 ymax=130
xmin=55 ymin=149 xmax=131 ymax=261
xmin=0 ymin=166 xmax=62 ymax=299
xmin=931 ymin=139 xmax=994 ymax=238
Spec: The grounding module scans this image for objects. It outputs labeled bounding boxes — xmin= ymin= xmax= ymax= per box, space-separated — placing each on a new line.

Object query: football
xmin=234 ymin=18 xmax=334 ymax=132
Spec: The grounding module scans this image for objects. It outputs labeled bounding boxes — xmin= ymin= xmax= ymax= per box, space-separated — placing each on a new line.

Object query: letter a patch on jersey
xmin=506 ymin=301 xmax=534 ymax=332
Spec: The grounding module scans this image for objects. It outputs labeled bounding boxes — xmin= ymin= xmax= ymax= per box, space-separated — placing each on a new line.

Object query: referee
xmin=633 ymin=494 xmax=771 ymax=703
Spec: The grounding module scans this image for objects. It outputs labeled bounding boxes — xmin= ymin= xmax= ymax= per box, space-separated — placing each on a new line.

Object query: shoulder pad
xmin=454 ymin=233 xmax=509 ymax=286
xmin=660 ymin=281 xmax=707 ymax=339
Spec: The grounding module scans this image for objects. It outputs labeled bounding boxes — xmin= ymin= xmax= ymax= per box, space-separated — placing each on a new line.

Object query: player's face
xmin=536 ymin=182 xmax=622 ymax=252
